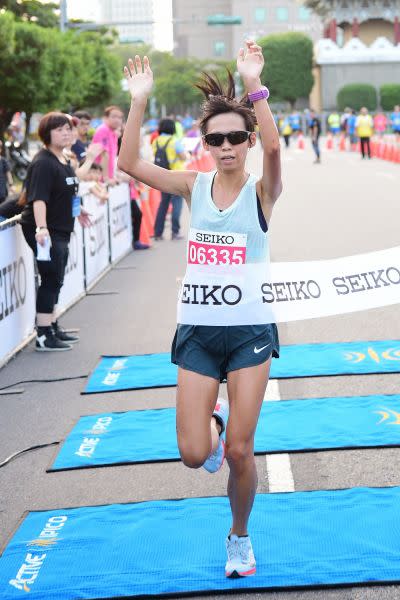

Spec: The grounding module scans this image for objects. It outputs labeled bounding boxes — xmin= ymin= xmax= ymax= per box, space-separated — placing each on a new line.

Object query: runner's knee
xmin=178 ymin=441 xmax=209 ymax=469
xmin=225 ymin=440 xmax=253 ymax=468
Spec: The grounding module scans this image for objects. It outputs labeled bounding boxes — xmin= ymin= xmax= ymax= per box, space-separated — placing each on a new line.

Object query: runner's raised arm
xmin=117 ymin=56 xmax=196 ymax=201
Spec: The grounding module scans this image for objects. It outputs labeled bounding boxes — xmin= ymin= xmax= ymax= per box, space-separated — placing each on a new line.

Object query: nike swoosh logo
xmin=254 ymin=344 xmax=271 ymax=354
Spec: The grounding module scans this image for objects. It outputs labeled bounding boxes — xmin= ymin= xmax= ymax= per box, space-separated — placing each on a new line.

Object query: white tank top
xmin=177 ymin=170 xmax=276 ymax=326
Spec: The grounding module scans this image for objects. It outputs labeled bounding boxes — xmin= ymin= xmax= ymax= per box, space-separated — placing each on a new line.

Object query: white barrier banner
xmin=178 ymin=246 xmax=400 ymax=325
xmin=0 ymin=224 xmax=36 ymax=363
xmin=108 ymin=183 xmax=132 ymax=263
xmin=83 ymin=194 xmax=110 ymax=288
xmin=57 ymin=219 xmax=85 ymax=312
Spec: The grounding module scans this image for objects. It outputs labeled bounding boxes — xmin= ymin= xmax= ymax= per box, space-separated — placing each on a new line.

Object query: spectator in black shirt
xmin=71 ymin=110 xmax=92 ymax=163
xmin=20 ymin=112 xmax=93 ymax=352
xmin=309 ymin=109 xmax=321 ymax=164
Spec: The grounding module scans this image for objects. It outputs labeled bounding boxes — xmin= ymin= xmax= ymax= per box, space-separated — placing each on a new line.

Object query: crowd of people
xmin=276 ymin=104 xmax=400 ymax=162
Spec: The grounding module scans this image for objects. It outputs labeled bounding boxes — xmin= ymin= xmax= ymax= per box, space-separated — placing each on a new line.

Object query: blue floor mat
xmin=50 ymin=394 xmax=400 ymax=470
xmin=82 ymin=340 xmax=400 ymax=393
xmin=2 ymin=487 xmax=400 ymax=599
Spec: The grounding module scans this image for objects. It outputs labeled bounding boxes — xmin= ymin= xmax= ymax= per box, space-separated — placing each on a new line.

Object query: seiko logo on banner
xmin=181 ymin=283 xmax=242 ymax=305
xmin=89 ymin=214 xmax=106 ymax=257
xmin=262 ymin=280 xmax=321 ymax=303
xmin=333 ymin=267 xmax=400 ymax=295
xmin=112 ymin=202 xmax=129 ymax=238
xmin=0 ymin=258 xmax=27 ymax=321
xmin=64 ymin=231 xmax=78 ymax=276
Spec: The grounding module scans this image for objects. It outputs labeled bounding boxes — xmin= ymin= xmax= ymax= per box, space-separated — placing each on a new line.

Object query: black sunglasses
xmin=203 ymin=131 xmax=252 ymax=147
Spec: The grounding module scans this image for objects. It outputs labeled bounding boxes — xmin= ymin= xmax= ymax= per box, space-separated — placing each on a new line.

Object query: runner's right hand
xmin=124 ymin=56 xmax=153 ymax=102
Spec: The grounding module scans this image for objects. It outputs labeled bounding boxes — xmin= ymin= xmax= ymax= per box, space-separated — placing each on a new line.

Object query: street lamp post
xmin=59 ymin=0 xmax=68 ymax=32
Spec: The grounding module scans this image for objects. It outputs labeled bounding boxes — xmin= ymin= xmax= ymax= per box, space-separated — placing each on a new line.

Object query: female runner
xmin=118 ymin=40 xmax=282 ymax=578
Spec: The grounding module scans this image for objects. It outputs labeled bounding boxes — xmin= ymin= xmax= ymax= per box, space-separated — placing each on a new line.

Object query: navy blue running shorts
xmin=171 ymin=324 xmax=279 ymax=382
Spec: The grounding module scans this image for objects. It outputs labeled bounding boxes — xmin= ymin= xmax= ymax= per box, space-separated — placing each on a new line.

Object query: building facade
xmin=172 ymin=0 xmax=323 ymax=59
xmin=307 ymin=0 xmax=400 ymax=109
xmin=98 ymin=0 xmax=154 ymax=45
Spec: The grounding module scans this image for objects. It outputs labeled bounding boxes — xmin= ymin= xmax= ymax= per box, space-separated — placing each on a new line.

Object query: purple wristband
xmin=248 ymin=86 xmax=270 ymax=102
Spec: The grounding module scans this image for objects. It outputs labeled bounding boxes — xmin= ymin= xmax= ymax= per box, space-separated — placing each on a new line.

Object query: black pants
xmin=312 ymin=137 xmax=320 ymax=159
xmin=22 ymin=227 xmax=70 ymax=314
xmin=360 ymin=137 xmax=371 ymax=158
xmin=130 ymin=199 xmax=142 ymax=243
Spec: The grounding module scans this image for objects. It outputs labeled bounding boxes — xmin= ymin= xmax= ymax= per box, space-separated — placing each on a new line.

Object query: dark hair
xmin=195 ymin=71 xmax=257 ymax=135
xmin=38 ymin=112 xmax=71 ymax=145
xmin=158 ymin=118 xmax=176 ymax=135
xmin=73 ymin=110 xmax=92 ymax=121
xmin=104 ymin=105 xmax=122 ymax=117
xmin=89 ymin=162 xmax=102 ymax=172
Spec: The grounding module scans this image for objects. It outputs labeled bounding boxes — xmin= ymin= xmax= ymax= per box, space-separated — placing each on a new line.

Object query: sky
xmin=66 ymin=0 xmax=173 ymax=51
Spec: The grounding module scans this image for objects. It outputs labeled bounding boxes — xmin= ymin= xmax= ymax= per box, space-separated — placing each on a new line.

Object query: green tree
xmin=258 ymin=32 xmax=314 ymax=108
xmin=379 ymin=84 xmax=400 ymax=111
xmin=0 ymin=13 xmax=121 ymax=138
xmin=0 ymin=1 xmax=59 ymax=28
xmin=337 ymin=84 xmax=377 ymax=111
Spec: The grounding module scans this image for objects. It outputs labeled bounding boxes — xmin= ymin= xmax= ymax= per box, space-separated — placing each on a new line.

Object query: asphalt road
xmin=1 ymin=139 xmax=400 ymax=599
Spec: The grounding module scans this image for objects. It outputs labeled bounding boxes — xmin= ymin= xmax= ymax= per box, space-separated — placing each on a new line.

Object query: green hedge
xmin=379 ymin=84 xmax=400 ymax=111
xmin=337 ymin=84 xmax=377 ymax=112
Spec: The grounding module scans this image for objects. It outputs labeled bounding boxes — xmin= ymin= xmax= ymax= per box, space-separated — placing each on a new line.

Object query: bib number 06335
xmin=188 ymin=241 xmax=246 ymax=265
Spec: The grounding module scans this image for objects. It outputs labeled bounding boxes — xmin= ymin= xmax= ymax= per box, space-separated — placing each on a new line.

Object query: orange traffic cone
xmin=148 ymin=187 xmax=161 ymax=221
xmin=297 ymin=133 xmax=305 ymax=150
xmin=139 ymin=210 xmax=152 ymax=246
xmin=326 ymin=134 xmax=333 ymax=150
xmin=141 ymin=192 xmax=155 ymax=237
xmin=339 ymin=134 xmax=346 ymax=151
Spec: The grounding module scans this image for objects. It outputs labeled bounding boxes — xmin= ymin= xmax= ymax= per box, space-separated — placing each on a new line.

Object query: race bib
xmin=188 ymin=228 xmax=247 ymax=266
xmin=72 ymin=196 xmax=81 ymax=218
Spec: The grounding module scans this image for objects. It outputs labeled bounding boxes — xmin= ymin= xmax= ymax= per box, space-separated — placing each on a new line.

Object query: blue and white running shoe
xmin=203 ymin=397 xmax=229 ymax=473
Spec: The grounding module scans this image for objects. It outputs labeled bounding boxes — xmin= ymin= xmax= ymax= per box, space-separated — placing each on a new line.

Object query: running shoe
xmin=202 ymin=397 xmax=229 ymax=473
xmin=225 ymin=534 xmax=256 ymax=578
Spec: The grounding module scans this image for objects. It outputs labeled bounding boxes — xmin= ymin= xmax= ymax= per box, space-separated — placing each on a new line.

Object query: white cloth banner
xmin=177 ymin=246 xmax=400 ymax=325
xmin=57 ymin=220 xmax=85 ymax=312
xmin=0 ymin=224 xmax=36 ymax=364
xmin=83 ymin=193 xmax=110 ymax=288
xmin=108 ymin=183 xmax=132 ymax=263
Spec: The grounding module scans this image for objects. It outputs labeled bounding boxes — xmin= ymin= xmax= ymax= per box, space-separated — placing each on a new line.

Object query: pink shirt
xmin=92 ymin=123 xmax=118 ymax=179
xmin=374 ymin=114 xmax=387 ymax=132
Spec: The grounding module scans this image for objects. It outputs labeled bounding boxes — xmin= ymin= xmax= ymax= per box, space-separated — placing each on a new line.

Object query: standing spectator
xmin=71 ymin=111 xmax=92 ymax=162
xmin=289 ymin=110 xmax=301 ymax=136
xmin=309 ymin=109 xmax=321 ymax=164
xmin=390 ymin=105 xmax=400 ymax=139
xmin=327 ymin=110 xmax=341 ymax=136
xmin=0 ymin=140 xmax=16 ymax=204
xmin=340 ymin=107 xmax=351 ymax=134
xmin=356 ymin=107 xmax=373 ymax=159
xmin=347 ymin=109 xmax=358 ymax=148
xmin=373 ymin=111 xmax=387 ymax=137
xmin=152 ymin=118 xmax=186 ymax=240
xmin=129 ymin=179 xmax=149 ymax=250
xmin=280 ymin=115 xmax=292 ymax=148
xmin=92 ymin=105 xmax=124 ymax=185
xmin=19 ymin=112 xmax=96 ymax=351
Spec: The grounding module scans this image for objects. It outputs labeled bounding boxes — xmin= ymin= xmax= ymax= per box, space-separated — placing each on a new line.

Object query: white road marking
xmin=264 ymin=380 xmax=295 ymax=493
xmin=266 ymin=454 xmax=295 ymax=493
